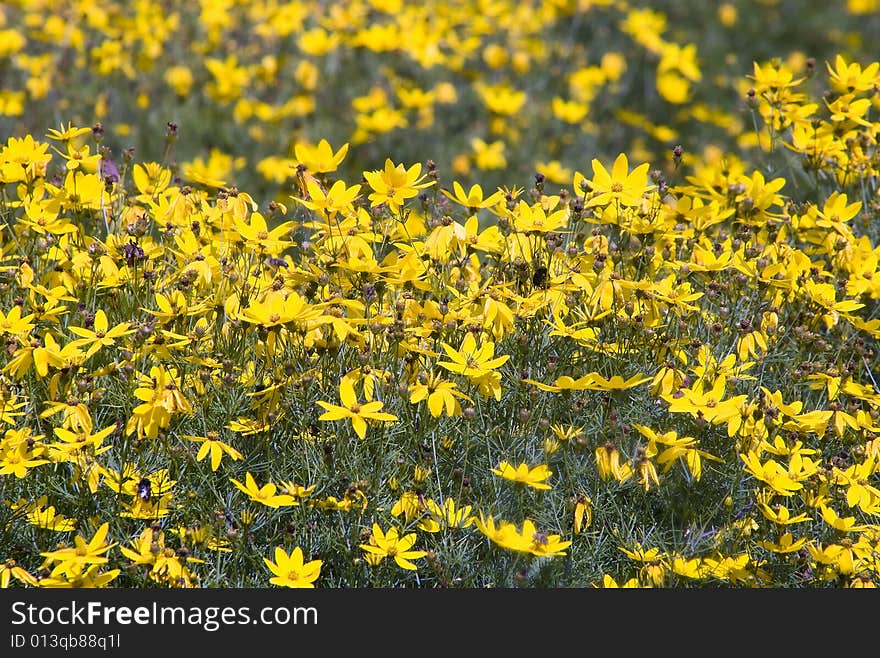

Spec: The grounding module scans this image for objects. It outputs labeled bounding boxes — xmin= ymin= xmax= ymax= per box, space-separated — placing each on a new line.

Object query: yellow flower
xmin=0 ymin=305 xmax=36 ymax=337
xmin=826 ymin=54 xmax=880 ymax=94
xmin=475 ymin=515 xmax=571 ymax=557
xmin=619 ymin=544 xmax=669 ymax=585
xmin=15 ymin=497 xmax=76 ymax=532
xmin=294 ymin=139 xmax=349 ymax=174
xmin=363 ymin=158 xmax=433 ymax=211
xmin=582 ymin=153 xmax=654 ymax=207
xmin=238 ymin=290 xmax=324 ymax=329
xmin=573 ymin=494 xmax=592 ymax=534
xmin=491 ymin=461 xmax=553 ymax=490
xmin=0 ymin=559 xmax=38 ymax=588
xmin=316 ymin=377 xmax=397 ymax=439
xmin=164 ymin=65 xmax=194 ymax=97
xmin=67 ymin=309 xmax=134 ymax=360
xmin=518 ymin=519 xmax=571 ymax=557
xmin=45 ymin=122 xmax=92 ymax=143
xmin=423 ymin=498 xmax=475 ymax=530
xmin=756 ymin=532 xmax=808 ymax=554
xmin=740 ymin=452 xmax=803 ymax=496
xmin=437 ymin=332 xmax=509 ymax=379
xmin=551 ymin=97 xmax=589 ymax=123
xmin=359 ymin=523 xmax=426 ymax=570
xmin=819 ymin=504 xmax=869 ymax=532
xmin=39 ymin=522 xmax=116 ymax=574
xmin=230 ymin=472 xmax=298 ymax=508
xmin=598 ymin=573 xmax=643 ymax=588
xmin=234 ymin=212 xmax=297 ymax=255
xmin=47 ymin=423 xmax=115 ymax=461
xmin=595 ymin=443 xmax=633 ymax=483
xmin=409 ymin=372 xmax=472 ymax=418
xmin=294 ymin=178 xmax=361 ymax=219
xmin=758 ymin=503 xmax=812 ymax=525
xmin=132 ymin=162 xmax=173 ymax=201
xmin=440 ymin=181 xmax=505 ymax=210
xmin=470 ymin=137 xmax=507 ymax=170
xmin=264 ymin=547 xmax=322 ymax=588
xmin=474 ymin=514 xmax=520 ymax=548
xmin=0 ymin=436 xmax=49 ymax=478
xmin=184 ymin=432 xmax=244 ymax=471
xmin=474 ymin=82 xmax=527 ymax=116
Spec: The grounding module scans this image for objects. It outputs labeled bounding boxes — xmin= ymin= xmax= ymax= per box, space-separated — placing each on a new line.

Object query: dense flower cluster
xmin=2 ymin=1 xmax=877 ymax=196
xmin=1 ymin=1 xmax=879 ymax=589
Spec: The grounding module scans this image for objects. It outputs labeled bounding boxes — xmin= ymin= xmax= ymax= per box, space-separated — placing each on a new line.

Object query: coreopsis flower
xmin=40 ymin=394 xmax=91 ymax=432
xmin=633 ymin=447 xmax=660 ymax=491
xmin=634 ymin=424 xmax=721 ymax=481
xmin=37 ymin=564 xmax=121 ymax=588
xmin=422 ymin=498 xmax=475 ymax=531
xmin=470 ymin=138 xmax=507 ymax=170
xmin=46 ymin=423 xmax=115 ymax=461
xmin=758 ymin=501 xmax=812 ymax=526
xmin=4 ymin=330 xmax=83 ymax=381
xmin=474 ymin=514 xmax=520 ymax=549
xmin=359 ymin=524 xmax=427 ymax=570
xmin=474 ymin=82 xmax=527 ymax=116
xmin=581 ymin=153 xmax=654 ymax=207
xmin=825 ymin=54 xmax=880 ymax=93
xmin=663 ymin=375 xmax=748 ymax=426
xmin=25 ymin=503 xmax=77 ymax=532
xmin=238 ymin=290 xmax=325 ymax=329
xmin=825 ymin=92 xmax=873 ymax=127
xmin=619 ymin=544 xmax=668 ymax=586
xmin=127 ymin=365 xmax=192 ymax=439
xmin=573 ymin=494 xmax=593 ymax=534
xmin=819 ymin=504 xmax=869 ymax=532
xmin=595 ymin=443 xmax=633 ymax=483
xmin=476 ymin=514 xmax=571 ymax=557
xmin=294 ymin=139 xmax=349 ymax=174
xmin=294 ymin=177 xmax=361 ymax=219
xmin=56 ymin=142 xmax=101 ymax=173
xmin=363 ymin=158 xmax=433 ymax=212
xmin=518 ymin=520 xmax=571 ymax=557
xmin=120 ymin=526 xmax=200 ymax=587
xmin=408 ymin=371 xmax=472 ymax=417
xmin=39 ymin=522 xmax=117 ymax=574
xmin=437 ymin=332 xmax=509 ymax=379
xmin=0 ymin=305 xmax=36 ymax=337
xmin=0 ymin=559 xmax=38 ymax=588
xmin=669 ymin=554 xmax=706 ymax=579
xmin=391 ymin=491 xmax=427 ymax=524
xmin=808 ymin=541 xmax=860 ymax=579
xmin=509 ymin=198 xmax=569 ymax=233
xmin=46 ymin=122 xmax=92 ymax=143
xmin=552 ymin=97 xmax=589 ymax=123
xmin=132 ymin=162 xmax=173 ymax=201
xmin=0 ymin=134 xmax=51 ymax=182
xmin=0 ymin=438 xmax=49 ymax=478
xmin=831 ymin=456 xmax=880 ymax=513
xmin=230 ymin=472 xmax=298 ymax=508
xmin=184 ymin=432 xmax=244 ymax=471
xmin=316 ymin=377 xmax=398 ymax=439
xmin=491 ymin=461 xmax=553 ymax=490
xmin=234 ymin=212 xmax=297 ymax=255
xmin=264 ymin=547 xmax=322 ymax=588
xmin=740 ymin=451 xmax=803 ymax=496
xmin=440 ymin=181 xmax=505 ymax=211
xmin=598 ymin=573 xmax=644 ymax=588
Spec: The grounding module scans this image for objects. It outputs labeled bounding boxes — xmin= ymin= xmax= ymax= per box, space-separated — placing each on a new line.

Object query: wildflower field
xmin=2 ymin=0 xmax=880 ymax=589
